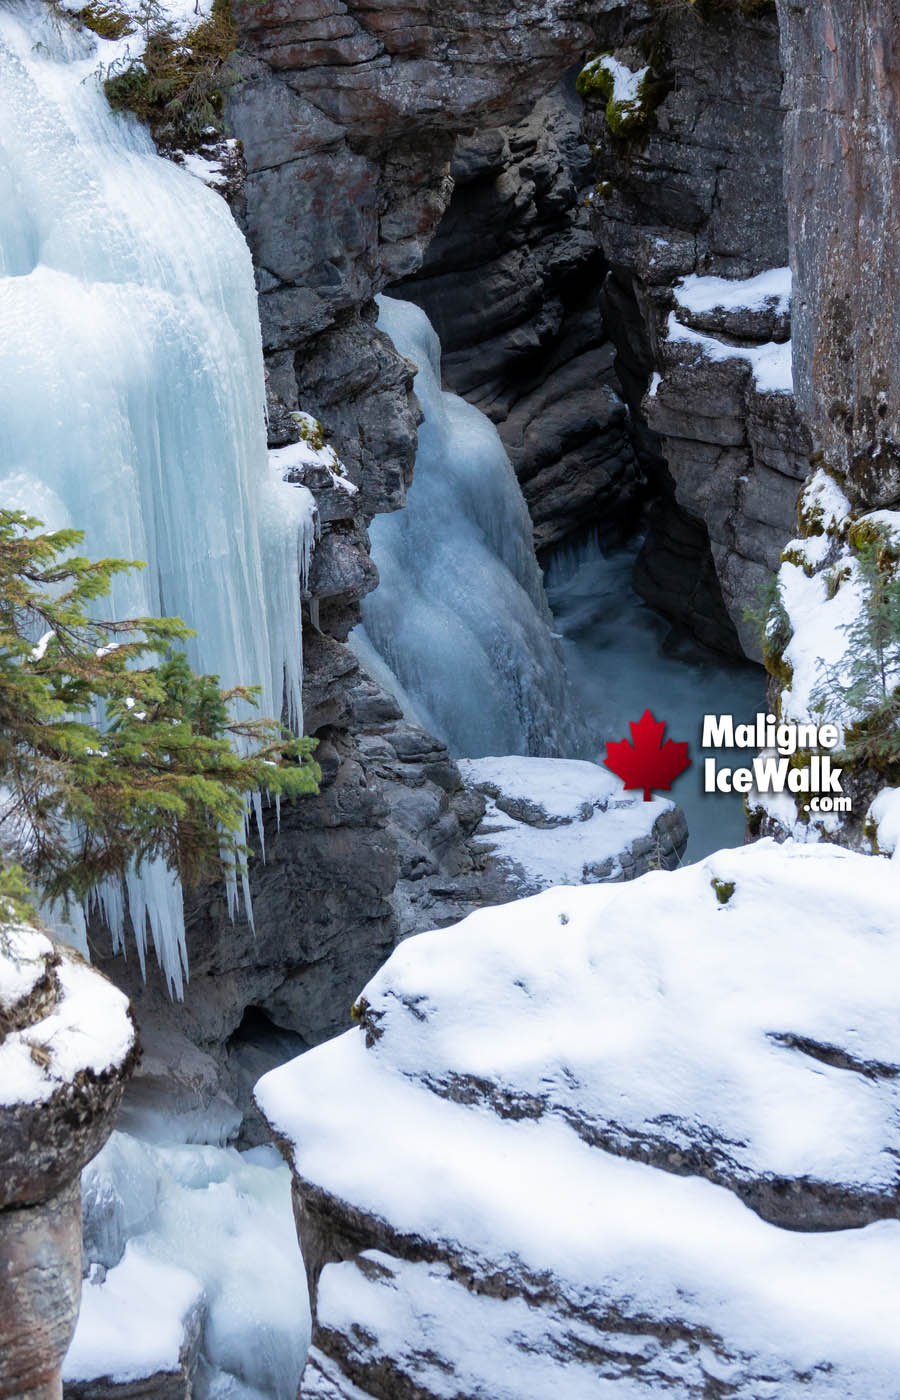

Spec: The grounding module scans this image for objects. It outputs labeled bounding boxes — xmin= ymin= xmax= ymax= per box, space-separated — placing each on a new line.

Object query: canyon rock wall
xmin=778 ymin=0 xmax=900 ymax=512
xmin=93 ymin=0 xmax=600 ymax=1126
xmin=393 ymin=80 xmax=641 ymax=551
xmin=751 ymin=0 xmax=900 ymax=849
xmin=583 ymin=0 xmax=809 ymax=659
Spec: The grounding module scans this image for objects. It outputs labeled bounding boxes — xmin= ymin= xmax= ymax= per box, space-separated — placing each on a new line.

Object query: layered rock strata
xmin=582 ymin=1 xmax=808 ymax=657
xmin=0 ymin=919 xmax=136 ymax=1400
xmin=394 ymin=82 xmax=641 ymax=551
xmin=258 ymin=841 xmax=900 ymax=1399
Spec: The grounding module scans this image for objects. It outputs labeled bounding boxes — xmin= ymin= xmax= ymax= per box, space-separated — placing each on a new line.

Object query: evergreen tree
xmin=0 ymin=509 xmax=318 ymax=910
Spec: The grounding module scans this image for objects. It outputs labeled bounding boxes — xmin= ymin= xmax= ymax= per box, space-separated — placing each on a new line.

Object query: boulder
xmin=257 ymin=841 xmax=900 ymax=1398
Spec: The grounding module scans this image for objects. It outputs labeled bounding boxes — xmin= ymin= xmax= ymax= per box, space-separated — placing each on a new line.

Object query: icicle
xmin=0 ymin=3 xmax=313 ymax=992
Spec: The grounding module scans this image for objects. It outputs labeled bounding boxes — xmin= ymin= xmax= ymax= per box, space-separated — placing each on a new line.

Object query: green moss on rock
xmin=711 ymin=878 xmax=735 ymax=905
xmin=73 ymin=2 xmax=136 ymax=38
xmin=577 ymin=53 xmax=654 ymax=139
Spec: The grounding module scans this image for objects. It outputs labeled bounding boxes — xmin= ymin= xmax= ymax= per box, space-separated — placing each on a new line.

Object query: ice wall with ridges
xmin=0 ymin=3 xmax=314 ymax=993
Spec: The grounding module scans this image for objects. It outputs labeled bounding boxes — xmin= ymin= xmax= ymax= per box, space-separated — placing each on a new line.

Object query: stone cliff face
xmin=393 ymin=80 xmax=641 ymax=551
xmin=748 ymin=0 xmax=900 ymax=849
xmin=777 ymin=0 xmax=900 ymax=513
xmin=582 ymin=0 xmax=809 ymax=659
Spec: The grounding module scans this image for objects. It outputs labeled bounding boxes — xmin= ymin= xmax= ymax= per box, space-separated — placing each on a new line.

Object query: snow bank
xmin=867 ymin=787 xmax=900 ymax=858
xmin=259 ymin=840 xmax=900 ymax=1398
xmin=0 ymin=946 xmax=133 ymax=1108
xmin=779 ymin=557 xmax=864 ymax=726
xmin=64 ymin=1246 xmax=204 ymax=1386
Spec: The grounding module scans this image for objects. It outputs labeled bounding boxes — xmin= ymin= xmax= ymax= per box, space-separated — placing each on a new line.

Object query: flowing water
xmin=544 ymin=535 xmax=765 ymax=861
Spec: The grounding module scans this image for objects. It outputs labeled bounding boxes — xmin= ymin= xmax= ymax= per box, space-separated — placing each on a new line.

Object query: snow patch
xmin=0 ymin=920 xmax=54 ymax=1015
xmin=458 ymin=755 xmax=679 ymax=888
xmin=579 ymin=54 xmax=649 ymax=106
xmin=779 ymin=557 xmax=864 ymax=726
xmin=800 ymin=469 xmax=852 ymax=534
xmin=0 ymin=945 xmax=133 ymax=1108
xmin=674 ymin=267 xmax=791 ymax=316
xmin=867 ymin=787 xmax=900 ymax=859
xmin=666 ymin=312 xmax=793 ymax=394
xmin=64 ymin=1245 xmax=203 ymax=1385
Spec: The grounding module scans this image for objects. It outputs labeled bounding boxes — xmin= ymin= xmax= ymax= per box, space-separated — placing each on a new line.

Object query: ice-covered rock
xmin=257 ymin=841 xmax=900 ymax=1399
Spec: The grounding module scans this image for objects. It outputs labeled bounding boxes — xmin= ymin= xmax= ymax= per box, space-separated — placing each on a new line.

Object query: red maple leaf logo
xmin=603 ymin=709 xmax=691 ymax=802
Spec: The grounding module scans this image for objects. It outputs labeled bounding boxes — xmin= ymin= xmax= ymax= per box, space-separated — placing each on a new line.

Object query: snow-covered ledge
xmin=0 ymin=915 xmax=136 ymax=1400
xmin=258 ymin=841 xmax=900 ymax=1399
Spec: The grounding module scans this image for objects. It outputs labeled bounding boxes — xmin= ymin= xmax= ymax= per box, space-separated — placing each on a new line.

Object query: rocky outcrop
xmin=583 ymin=1 xmax=807 ymax=657
xmin=457 ymin=755 xmax=687 ymax=891
xmin=394 ymin=81 xmax=641 ymax=551
xmin=257 ymin=840 xmax=900 ymax=1398
xmin=103 ymin=685 xmax=688 ymax=1141
xmin=0 ymin=920 xmax=136 ymax=1400
xmin=643 ymin=276 xmax=810 ymax=659
xmin=93 ymin=668 xmax=490 ymax=1139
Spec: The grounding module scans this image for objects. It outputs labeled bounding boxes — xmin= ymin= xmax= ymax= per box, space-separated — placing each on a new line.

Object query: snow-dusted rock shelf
xmin=0 ymin=933 xmax=136 ymax=1210
xmin=258 ymin=842 xmax=900 ymax=1399
xmin=644 ymin=269 xmax=809 ymax=660
xmin=0 ymin=915 xmax=137 ymax=1400
xmin=458 ymin=755 xmax=687 ymax=890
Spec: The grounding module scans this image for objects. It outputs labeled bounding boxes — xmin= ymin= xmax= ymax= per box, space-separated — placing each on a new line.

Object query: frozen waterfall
xmin=357 ymin=296 xmax=577 ymax=758
xmin=0 ymin=3 xmax=315 ymax=993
